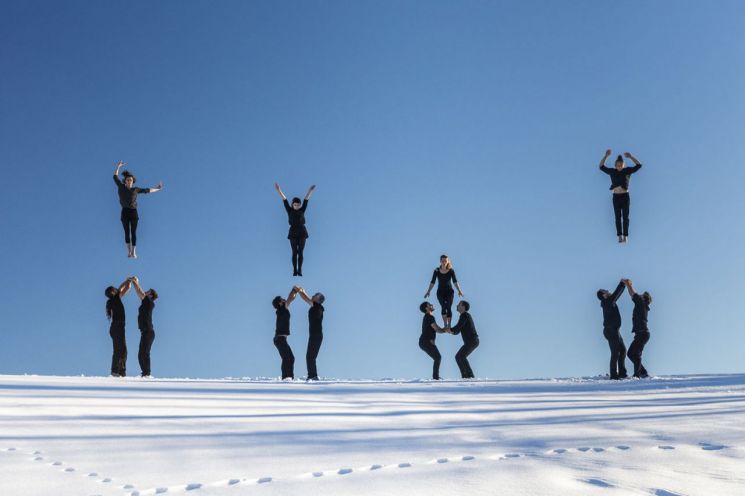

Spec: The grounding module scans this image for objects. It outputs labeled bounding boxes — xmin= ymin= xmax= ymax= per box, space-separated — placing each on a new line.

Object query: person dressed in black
xmin=598 ymin=150 xmax=643 ymax=243
xmin=447 ymin=300 xmax=479 ymax=379
xmin=274 ymin=182 xmax=316 ymax=276
xmin=272 ymin=288 xmax=300 ymax=380
xmin=597 ymin=280 xmax=628 ymax=380
xmin=424 ymin=255 xmax=464 ymax=328
xmin=105 ymin=278 xmax=132 ymax=377
xmin=113 ymin=160 xmax=164 ymax=258
xmin=130 ymin=276 xmax=158 ymax=378
xmin=622 ymin=279 xmax=652 ymax=378
xmin=419 ymin=301 xmax=447 ymax=380
xmin=295 ymin=286 xmax=325 ymax=381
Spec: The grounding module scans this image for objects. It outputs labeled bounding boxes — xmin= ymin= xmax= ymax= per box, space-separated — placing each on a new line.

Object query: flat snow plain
xmin=1 ymin=374 xmax=745 ymax=496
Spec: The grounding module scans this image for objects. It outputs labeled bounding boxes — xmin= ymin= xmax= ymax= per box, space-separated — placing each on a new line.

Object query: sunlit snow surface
xmin=2 ymin=374 xmax=745 ymax=495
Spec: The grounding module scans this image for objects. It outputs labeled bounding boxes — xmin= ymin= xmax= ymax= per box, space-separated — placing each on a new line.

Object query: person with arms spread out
xmin=598 ymin=150 xmax=643 ymax=243
xmin=113 ymin=160 xmax=163 ymax=258
xmin=274 ymin=183 xmax=316 ymax=276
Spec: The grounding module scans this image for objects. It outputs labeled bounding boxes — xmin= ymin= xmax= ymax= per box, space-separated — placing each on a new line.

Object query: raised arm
xmin=304 ymin=184 xmax=316 ymax=201
xmin=129 ymin=276 xmax=146 ymax=300
xmin=117 ymin=278 xmax=132 ymax=297
xmin=623 ymin=152 xmax=642 ymax=173
xmin=296 ymin=287 xmax=313 ymax=306
xmin=113 ymin=160 xmax=126 ymax=184
xmin=609 ymin=280 xmax=625 ymax=304
xmin=622 ymin=278 xmax=637 ymax=298
xmin=286 ymin=286 xmax=299 ymax=306
xmin=275 ymin=182 xmax=287 ymax=201
xmin=599 ymin=149 xmax=612 ymax=172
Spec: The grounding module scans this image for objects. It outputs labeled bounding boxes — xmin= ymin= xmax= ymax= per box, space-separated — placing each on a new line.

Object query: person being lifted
xmin=424 ymin=255 xmax=464 ymax=328
xmin=274 ymin=183 xmax=316 ymax=276
xmin=598 ymin=150 xmax=643 ymax=243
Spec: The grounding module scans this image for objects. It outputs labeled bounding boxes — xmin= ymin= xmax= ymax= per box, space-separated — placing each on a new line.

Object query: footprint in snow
xmin=504 ymin=453 xmax=520 ymax=458
xmin=369 ymin=465 xmax=383 ymax=471
xmin=584 ymin=478 xmax=614 ymax=488
xmin=122 ymin=484 xmax=134 ymax=490
xmin=32 ymin=450 xmax=42 ymax=455
xmin=593 ymin=448 xmax=605 ymax=453
xmin=51 ymin=461 xmax=63 ymax=466
xmin=616 ymin=446 xmax=630 ymax=450
xmin=257 ymin=477 xmax=272 ymax=484
xmin=462 ymin=455 xmax=475 ymax=461
xmin=699 ymin=442 xmax=725 ymax=451
xmin=64 ymin=467 xmax=75 ymax=472
xmin=100 ymin=478 xmax=112 ymax=483
xmin=436 ymin=458 xmax=449 ymax=464
xmin=552 ymin=449 xmax=567 ymax=454
xmin=577 ymin=447 xmax=591 ymax=452
xmin=185 ymin=483 xmax=202 ymax=490
xmin=33 ymin=457 xmax=44 ymax=461
xmin=654 ymin=490 xmax=683 ymax=496
xmin=312 ymin=472 xmax=324 ymax=477
xmin=338 ymin=468 xmax=353 ymax=475
xmin=658 ymin=446 xmax=675 ymax=450
xmin=87 ymin=473 xmax=98 ymax=477
xmin=398 ymin=463 xmax=411 ymax=468
xmin=226 ymin=479 xmax=240 ymax=486
xmin=155 ymin=488 xmax=169 ymax=494
xmin=6 ymin=447 xmax=16 ymax=452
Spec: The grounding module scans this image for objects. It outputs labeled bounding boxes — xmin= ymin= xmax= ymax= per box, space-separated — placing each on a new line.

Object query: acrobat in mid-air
xmin=113 ymin=161 xmax=163 ymax=258
xmin=424 ymin=255 xmax=464 ymax=328
xmin=598 ymin=150 xmax=643 ymax=243
xmin=275 ymin=183 xmax=316 ymax=276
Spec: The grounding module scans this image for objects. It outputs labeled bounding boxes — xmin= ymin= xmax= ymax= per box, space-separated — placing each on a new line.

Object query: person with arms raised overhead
xmin=294 ymin=286 xmax=325 ymax=381
xmin=424 ymin=255 xmax=464 ymax=329
xmin=597 ymin=280 xmax=628 ymax=380
xmin=104 ymin=278 xmax=132 ymax=377
xmin=448 ymin=300 xmax=479 ymax=379
xmin=272 ymin=288 xmax=300 ymax=380
xmin=622 ymin=279 xmax=652 ymax=378
xmin=113 ymin=160 xmax=163 ymax=258
xmin=129 ymin=276 xmax=158 ymax=378
xmin=598 ymin=150 xmax=643 ymax=243
xmin=419 ymin=301 xmax=447 ymax=380
xmin=275 ymin=183 xmax=316 ymax=276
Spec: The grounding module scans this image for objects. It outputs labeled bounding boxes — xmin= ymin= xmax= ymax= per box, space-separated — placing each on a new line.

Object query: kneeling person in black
xmin=448 ymin=300 xmax=479 ymax=379
xmin=623 ymin=279 xmax=652 ymax=378
xmin=295 ymin=286 xmax=325 ymax=381
xmin=597 ymin=280 xmax=628 ymax=379
xmin=419 ymin=301 xmax=447 ymax=380
xmin=273 ymin=288 xmax=300 ymax=380
xmin=130 ymin=276 xmax=158 ymax=377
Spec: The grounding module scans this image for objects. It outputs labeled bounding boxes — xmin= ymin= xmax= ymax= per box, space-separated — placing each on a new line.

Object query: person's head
xmin=312 ymin=292 xmax=325 ymax=304
xmin=291 ymin=197 xmax=302 ymax=210
xmin=105 ymin=286 xmax=118 ymax=299
xmin=146 ymin=289 xmax=159 ymax=300
xmin=122 ymin=170 xmax=136 ymax=187
xmin=272 ymin=296 xmax=286 ymax=309
xmin=439 ymin=254 xmax=452 ymax=270
xmin=614 ymin=155 xmax=625 ymax=171
xmin=597 ymin=289 xmax=610 ymax=300
xmin=420 ymin=301 xmax=433 ymax=314
xmin=642 ymin=291 xmax=652 ymax=305
xmin=457 ymin=300 xmax=470 ymax=313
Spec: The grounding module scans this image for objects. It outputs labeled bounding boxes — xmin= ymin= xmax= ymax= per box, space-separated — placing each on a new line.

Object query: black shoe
xmin=111 ymin=373 xmax=121 ymax=377
xmin=297 ymin=270 xmax=303 ymax=277
xmin=293 ymin=270 xmax=298 ymax=277
xmin=618 ymin=374 xmax=628 ymax=379
xmin=306 ymin=376 xmax=319 ymax=381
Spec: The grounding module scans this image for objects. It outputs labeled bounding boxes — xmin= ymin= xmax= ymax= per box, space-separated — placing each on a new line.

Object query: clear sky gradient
xmin=2 ymin=0 xmax=745 ymax=379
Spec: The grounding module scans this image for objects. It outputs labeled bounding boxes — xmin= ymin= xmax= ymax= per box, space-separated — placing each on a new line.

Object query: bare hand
xmin=275 ymin=182 xmax=281 ymax=191
xmin=156 ymin=181 xmax=164 ymax=190
xmin=623 ymin=152 xmax=632 ymax=158
xmin=605 ymin=149 xmax=612 ymax=157
xmin=458 ymin=292 xmax=464 ymax=298
xmin=309 ymin=184 xmax=316 ymax=192
xmin=424 ymin=292 xmax=430 ymax=298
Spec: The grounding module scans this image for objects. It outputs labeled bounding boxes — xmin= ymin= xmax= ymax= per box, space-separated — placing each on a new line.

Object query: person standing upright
xmin=130 ymin=276 xmax=158 ymax=378
xmin=598 ymin=150 xmax=643 ymax=243
xmin=295 ymin=286 xmax=325 ymax=381
xmin=419 ymin=301 xmax=447 ymax=380
xmin=623 ymin=279 xmax=652 ymax=378
xmin=597 ymin=280 xmax=628 ymax=379
xmin=272 ymin=288 xmax=299 ymax=380
xmin=274 ymin=183 xmax=316 ymax=276
xmin=104 ymin=278 xmax=132 ymax=377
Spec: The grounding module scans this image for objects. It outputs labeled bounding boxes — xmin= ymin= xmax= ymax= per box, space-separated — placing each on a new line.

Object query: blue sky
xmin=2 ymin=0 xmax=745 ymax=379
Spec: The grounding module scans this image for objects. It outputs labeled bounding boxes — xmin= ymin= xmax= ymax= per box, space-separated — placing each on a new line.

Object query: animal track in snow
xmin=577 ymin=447 xmax=591 ymax=452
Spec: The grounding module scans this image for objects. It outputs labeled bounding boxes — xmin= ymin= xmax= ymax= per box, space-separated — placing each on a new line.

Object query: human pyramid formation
xmin=103 ymin=150 xmax=651 ymax=380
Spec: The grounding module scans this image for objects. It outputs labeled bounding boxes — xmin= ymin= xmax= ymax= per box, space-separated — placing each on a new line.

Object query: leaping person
xmin=424 ymin=255 xmax=464 ymax=328
xmin=598 ymin=150 xmax=643 ymax=243
xmin=113 ymin=160 xmax=163 ymax=258
xmin=275 ymin=183 xmax=316 ymax=276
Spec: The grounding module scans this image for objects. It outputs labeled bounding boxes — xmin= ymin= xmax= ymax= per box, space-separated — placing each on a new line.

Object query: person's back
xmin=451 ymin=311 xmax=478 ymax=342
xmin=600 ymin=282 xmax=624 ymax=328
xmin=631 ymin=293 xmax=650 ymax=332
xmin=138 ymin=296 xmax=155 ymax=330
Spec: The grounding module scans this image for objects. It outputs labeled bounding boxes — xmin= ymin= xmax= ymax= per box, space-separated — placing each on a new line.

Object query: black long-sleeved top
xmin=276 ymin=307 xmax=291 ymax=336
xmin=109 ymin=295 xmax=125 ymax=323
xmin=631 ymin=293 xmax=650 ymax=332
xmin=421 ymin=314 xmax=437 ymax=342
xmin=599 ymin=163 xmax=642 ymax=191
xmin=451 ymin=311 xmax=478 ymax=342
xmin=283 ymin=199 xmax=309 ymax=239
xmin=600 ymin=281 xmax=625 ymax=328
xmin=309 ymin=302 xmax=324 ymax=335
xmin=138 ymin=295 xmax=155 ymax=330
xmin=114 ymin=175 xmax=149 ymax=209
xmin=431 ymin=269 xmax=457 ymax=292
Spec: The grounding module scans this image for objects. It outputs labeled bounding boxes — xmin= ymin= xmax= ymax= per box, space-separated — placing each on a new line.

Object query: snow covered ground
xmin=1 ymin=374 xmax=745 ymax=496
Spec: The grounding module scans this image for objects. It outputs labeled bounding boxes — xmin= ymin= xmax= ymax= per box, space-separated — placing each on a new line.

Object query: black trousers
xmin=273 ymin=336 xmax=295 ymax=379
xmin=612 ymin=193 xmax=630 ymax=237
xmin=289 ymin=237 xmax=307 ymax=273
xmin=138 ymin=328 xmax=155 ymax=376
xmin=627 ymin=331 xmax=650 ymax=378
xmin=455 ymin=337 xmax=479 ymax=378
xmin=437 ymin=289 xmax=454 ymax=319
xmin=603 ymin=327 xmax=627 ymax=379
xmin=109 ymin=323 xmax=127 ymax=376
xmin=306 ymin=333 xmax=323 ymax=379
xmin=419 ymin=337 xmax=441 ymax=380
xmin=121 ymin=208 xmax=139 ymax=245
